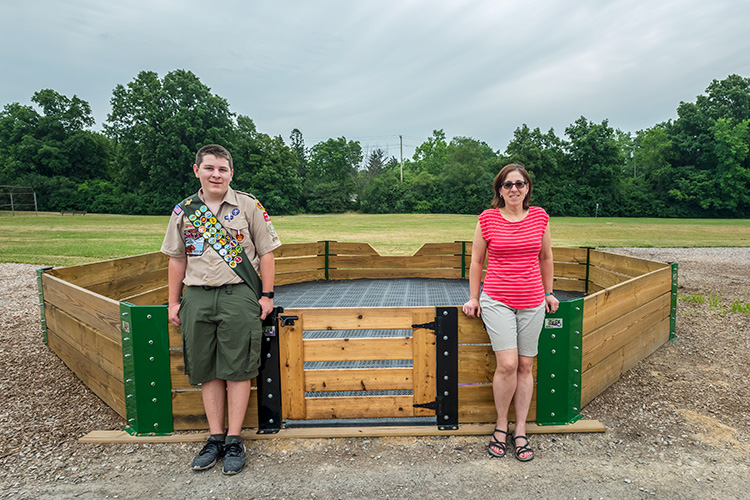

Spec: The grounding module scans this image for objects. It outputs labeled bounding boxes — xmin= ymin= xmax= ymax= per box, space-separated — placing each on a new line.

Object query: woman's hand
xmin=545 ymin=294 xmax=560 ymax=314
xmin=462 ymin=298 xmax=481 ymax=318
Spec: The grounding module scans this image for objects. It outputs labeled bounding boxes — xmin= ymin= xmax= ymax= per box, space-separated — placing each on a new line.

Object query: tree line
xmin=1 ymin=70 xmax=748 ymax=217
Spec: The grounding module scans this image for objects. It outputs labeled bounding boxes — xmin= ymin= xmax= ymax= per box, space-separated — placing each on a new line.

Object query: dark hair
xmin=195 ymin=144 xmax=233 ymax=170
xmin=491 ymin=163 xmax=532 ymax=209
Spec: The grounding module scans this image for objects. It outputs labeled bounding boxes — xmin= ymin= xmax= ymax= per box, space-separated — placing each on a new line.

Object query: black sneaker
xmin=191 ymin=436 xmax=225 ymax=471
xmin=222 ymin=438 xmax=246 ymax=475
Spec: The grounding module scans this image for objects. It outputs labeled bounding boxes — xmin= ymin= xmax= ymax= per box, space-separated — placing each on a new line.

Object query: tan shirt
xmin=161 ymin=187 xmax=282 ymax=286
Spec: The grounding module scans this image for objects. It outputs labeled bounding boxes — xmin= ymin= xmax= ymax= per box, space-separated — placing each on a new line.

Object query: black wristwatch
xmin=261 ymin=291 xmax=274 ymax=299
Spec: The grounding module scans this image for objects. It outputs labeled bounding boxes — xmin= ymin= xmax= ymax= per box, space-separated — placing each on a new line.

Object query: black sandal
xmin=511 ymin=434 xmax=535 ymax=462
xmin=487 ymin=427 xmax=508 ymax=458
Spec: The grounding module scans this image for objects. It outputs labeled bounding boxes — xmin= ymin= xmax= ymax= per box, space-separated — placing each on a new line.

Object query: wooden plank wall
xmin=580 ymin=265 xmax=672 ymax=406
xmin=457 ymin=315 xmax=538 ymax=423
xmin=42 ymin=274 xmax=126 ymax=417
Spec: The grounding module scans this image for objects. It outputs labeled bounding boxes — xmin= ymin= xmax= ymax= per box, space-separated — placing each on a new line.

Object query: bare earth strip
xmin=1 ymin=249 xmax=748 ymax=499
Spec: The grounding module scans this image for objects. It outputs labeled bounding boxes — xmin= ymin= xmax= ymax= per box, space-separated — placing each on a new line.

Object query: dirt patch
xmin=1 ymin=249 xmax=749 ymax=499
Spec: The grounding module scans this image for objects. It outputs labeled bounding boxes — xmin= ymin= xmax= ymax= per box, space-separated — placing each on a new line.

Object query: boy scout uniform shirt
xmin=161 ymin=187 xmax=281 ymax=287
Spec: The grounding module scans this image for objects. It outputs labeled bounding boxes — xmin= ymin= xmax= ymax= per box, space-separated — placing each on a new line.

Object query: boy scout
xmin=161 ymin=144 xmax=281 ymax=475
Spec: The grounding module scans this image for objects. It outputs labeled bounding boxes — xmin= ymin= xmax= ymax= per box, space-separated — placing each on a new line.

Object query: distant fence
xmin=0 ymin=185 xmax=38 ymax=215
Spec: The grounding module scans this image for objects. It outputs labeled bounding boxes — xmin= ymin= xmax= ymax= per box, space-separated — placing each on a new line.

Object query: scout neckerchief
xmin=179 ymin=193 xmax=262 ymax=297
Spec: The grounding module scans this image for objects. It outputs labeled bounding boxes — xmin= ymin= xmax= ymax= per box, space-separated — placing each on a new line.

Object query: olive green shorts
xmin=179 ymin=283 xmax=262 ymax=385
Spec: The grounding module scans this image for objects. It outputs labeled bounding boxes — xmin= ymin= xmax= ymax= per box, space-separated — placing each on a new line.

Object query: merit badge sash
xmin=179 ymin=194 xmax=262 ymax=298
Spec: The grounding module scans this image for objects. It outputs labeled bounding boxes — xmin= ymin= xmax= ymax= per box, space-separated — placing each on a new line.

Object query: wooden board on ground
xmin=79 ymin=419 xmax=605 ymax=443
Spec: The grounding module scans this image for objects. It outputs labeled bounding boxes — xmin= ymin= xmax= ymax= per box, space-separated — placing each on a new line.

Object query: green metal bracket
xmin=455 ymin=240 xmax=469 ymax=279
xmin=669 ymin=262 xmax=678 ymax=341
xmin=36 ymin=267 xmax=53 ymax=345
xmin=582 ymin=247 xmax=594 ymax=295
xmin=120 ymin=302 xmax=174 ymax=435
xmin=318 ymin=240 xmax=334 ymax=280
xmin=536 ymin=297 xmax=584 ymax=426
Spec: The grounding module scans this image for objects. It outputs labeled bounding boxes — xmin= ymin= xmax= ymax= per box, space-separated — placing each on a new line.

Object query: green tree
xmin=105 ymin=70 xmax=235 ymax=214
xmin=305 ymin=137 xmax=362 ymax=213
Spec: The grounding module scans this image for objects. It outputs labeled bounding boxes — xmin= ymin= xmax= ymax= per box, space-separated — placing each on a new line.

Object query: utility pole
xmin=399 ymin=135 xmax=403 ymax=183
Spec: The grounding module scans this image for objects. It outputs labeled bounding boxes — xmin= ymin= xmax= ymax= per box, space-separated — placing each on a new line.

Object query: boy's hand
xmin=259 ymin=296 xmax=273 ymax=320
xmin=168 ymin=303 xmax=181 ymax=327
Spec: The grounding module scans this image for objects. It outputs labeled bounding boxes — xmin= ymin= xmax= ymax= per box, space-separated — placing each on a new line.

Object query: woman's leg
xmin=493 ymin=348 xmax=520 ymax=433
xmin=512 ymin=355 xmax=536 ymax=460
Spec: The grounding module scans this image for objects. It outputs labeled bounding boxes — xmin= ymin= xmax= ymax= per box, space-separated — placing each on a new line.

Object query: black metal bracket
xmin=280 ymin=315 xmax=298 ymax=327
xmin=257 ymin=306 xmax=283 ymax=434
xmin=413 ymin=401 xmax=437 ymax=410
xmin=435 ymin=306 xmax=459 ymax=430
xmin=411 ymin=321 xmax=436 ymax=330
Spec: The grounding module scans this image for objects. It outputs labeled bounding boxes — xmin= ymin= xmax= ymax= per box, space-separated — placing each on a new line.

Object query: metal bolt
xmin=128 ymin=418 xmax=135 ymax=422
xmin=573 ymin=384 xmax=578 ymax=388
xmin=152 ymin=398 xmax=157 ymax=402
xmin=122 ymin=312 xmax=129 ymax=317
xmin=443 ymin=351 xmax=449 ymax=357
xmin=442 ymin=311 xmax=448 ymax=316
xmin=575 ymin=330 xmax=580 ymax=335
xmin=551 ymin=412 xmax=556 ymax=417
xmin=575 ymin=307 xmax=580 ymax=311
xmin=148 ymin=340 xmax=154 ymax=344
xmin=126 ymin=379 xmax=133 ymax=383
xmin=123 ymin=337 xmax=130 ymax=341
xmin=443 ymin=391 xmax=449 ymax=396
xmin=551 ymin=334 xmax=556 ymax=339
xmin=146 ymin=314 xmax=152 ymax=320
xmin=443 ymin=335 xmax=448 ymax=341
xmin=573 ymin=346 xmax=579 ymax=350
xmin=149 ymin=356 xmax=155 ymax=361
xmin=154 ymin=423 xmax=159 ymax=428
xmin=573 ymin=407 xmax=579 ymax=411
xmin=551 ymin=349 xmax=556 ymax=354
xmin=269 ymin=419 xmax=274 ymax=424
xmin=573 ymin=369 xmax=579 ymax=373
xmin=266 ymin=337 xmax=270 ymax=342
xmin=443 ymin=375 xmax=449 ymax=381
xmin=267 ymin=393 xmax=273 ymax=399
xmin=551 ymin=389 xmax=555 ymax=393
xmin=125 ymin=353 xmax=131 ymax=357
xmin=267 ymin=353 xmax=272 ymax=358
xmin=443 ymin=415 xmax=450 ymax=420
xmin=266 ymin=378 xmax=272 ymax=383
xmin=127 ymin=394 xmax=133 ymax=398
xmin=551 ymin=374 xmax=555 ymax=378
xmin=151 ymin=381 xmax=156 ymax=386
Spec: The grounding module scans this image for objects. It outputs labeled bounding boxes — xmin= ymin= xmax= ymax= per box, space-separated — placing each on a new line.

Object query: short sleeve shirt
xmin=478 ymin=206 xmax=549 ymax=309
xmin=161 ymin=187 xmax=282 ymax=287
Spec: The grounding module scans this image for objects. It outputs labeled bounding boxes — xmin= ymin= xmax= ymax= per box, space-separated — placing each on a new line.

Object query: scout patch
xmin=185 ymin=230 xmax=204 ymax=256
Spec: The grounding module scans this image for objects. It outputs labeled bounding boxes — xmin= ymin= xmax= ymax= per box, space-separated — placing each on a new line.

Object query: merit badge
xmin=197 ymin=226 xmax=206 ymax=234
xmin=236 ymin=246 xmax=243 ymax=254
xmin=188 ymin=214 xmax=197 ymax=222
xmin=235 ymin=256 xmax=243 ymax=263
xmin=200 ymin=216 xmax=207 ymax=223
xmin=219 ymin=238 xmax=227 ymax=245
xmin=205 ymin=211 xmax=213 ymax=218
xmin=224 ymin=255 xmax=232 ymax=262
xmin=229 ymin=261 xmax=237 ymax=268
xmin=200 ymin=206 xmax=207 ymax=213
xmin=219 ymin=248 xmax=228 ymax=256
xmin=232 ymin=208 xmax=240 ymax=216
xmin=229 ymin=240 xmax=237 ymax=247
xmin=213 ymin=243 xmax=222 ymax=250
xmin=208 ymin=237 xmax=217 ymax=245
xmin=194 ymin=210 xmax=202 ymax=217
xmin=173 ymin=204 xmax=183 ymax=215
xmin=214 ymin=222 xmax=222 ymax=231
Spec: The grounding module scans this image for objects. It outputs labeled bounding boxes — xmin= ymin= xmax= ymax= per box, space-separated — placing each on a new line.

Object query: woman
xmin=462 ymin=163 xmax=559 ymax=462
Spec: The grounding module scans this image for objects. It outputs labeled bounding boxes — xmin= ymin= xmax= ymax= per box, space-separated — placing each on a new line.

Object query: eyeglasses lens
xmin=502 ymin=181 xmax=526 ymax=190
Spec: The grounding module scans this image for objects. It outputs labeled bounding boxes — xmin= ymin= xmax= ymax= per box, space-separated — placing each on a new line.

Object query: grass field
xmin=2 ymin=211 xmax=749 ymax=266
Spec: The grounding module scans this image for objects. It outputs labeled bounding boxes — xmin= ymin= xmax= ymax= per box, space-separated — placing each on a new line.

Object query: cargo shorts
xmin=179 ymin=283 xmax=262 ymax=385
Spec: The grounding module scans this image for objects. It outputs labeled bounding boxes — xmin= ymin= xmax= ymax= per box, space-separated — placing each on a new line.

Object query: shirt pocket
xmin=222 ymin=218 xmax=252 ymax=250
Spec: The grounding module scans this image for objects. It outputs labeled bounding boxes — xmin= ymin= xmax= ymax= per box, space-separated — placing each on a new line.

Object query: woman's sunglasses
xmin=500 ymin=180 xmax=528 ymax=190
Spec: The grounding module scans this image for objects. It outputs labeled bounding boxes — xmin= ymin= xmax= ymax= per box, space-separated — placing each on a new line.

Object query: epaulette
xmin=234 ymin=190 xmax=257 ymax=200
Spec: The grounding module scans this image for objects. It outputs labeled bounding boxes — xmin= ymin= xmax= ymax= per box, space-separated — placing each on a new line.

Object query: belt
xmin=191 ymin=284 xmax=240 ymax=291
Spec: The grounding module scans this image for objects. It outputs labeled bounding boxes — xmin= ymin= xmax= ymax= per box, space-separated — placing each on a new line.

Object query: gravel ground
xmin=1 ymin=248 xmax=749 ymax=499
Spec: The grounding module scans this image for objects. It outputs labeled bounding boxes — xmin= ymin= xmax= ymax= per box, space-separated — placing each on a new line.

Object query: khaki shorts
xmin=179 ymin=283 xmax=262 ymax=385
xmin=479 ymin=292 xmax=545 ymax=356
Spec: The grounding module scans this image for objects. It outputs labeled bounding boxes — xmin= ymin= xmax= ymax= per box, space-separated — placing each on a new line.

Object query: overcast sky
xmin=2 ymin=0 xmax=749 ymax=160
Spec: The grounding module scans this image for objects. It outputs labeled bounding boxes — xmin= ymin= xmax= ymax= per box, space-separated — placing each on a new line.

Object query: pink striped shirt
xmin=478 ymin=206 xmax=549 ymax=309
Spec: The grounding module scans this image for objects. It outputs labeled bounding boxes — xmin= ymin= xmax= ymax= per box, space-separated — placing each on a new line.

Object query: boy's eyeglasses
xmin=501 ymin=181 xmax=528 ymax=190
